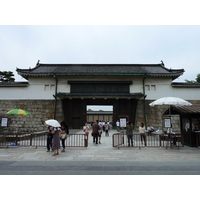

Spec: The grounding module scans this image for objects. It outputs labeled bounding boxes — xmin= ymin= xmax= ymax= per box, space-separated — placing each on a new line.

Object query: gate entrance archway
xmin=57 ymin=81 xmax=144 ymax=129
xmin=87 ymin=105 xmax=113 ymax=123
xmin=62 ymin=98 xmax=140 ymax=129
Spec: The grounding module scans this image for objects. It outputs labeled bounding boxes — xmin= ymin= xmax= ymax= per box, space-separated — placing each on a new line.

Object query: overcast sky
xmin=1 ymin=25 xmax=199 ymax=83
xmin=1 ymin=1 xmax=200 ymax=112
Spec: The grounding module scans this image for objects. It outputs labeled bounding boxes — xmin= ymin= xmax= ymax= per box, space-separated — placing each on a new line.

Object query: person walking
xmin=104 ymin=121 xmax=109 ymax=136
xmin=98 ymin=121 xmax=103 ymax=144
xmin=83 ymin=123 xmax=90 ymax=134
xmin=92 ymin=120 xmax=101 ymax=144
xmin=126 ymin=121 xmax=134 ymax=146
xmin=139 ymin=122 xmax=147 ymax=147
xmin=51 ymin=127 xmax=61 ymax=156
xmin=46 ymin=126 xmax=53 ymax=152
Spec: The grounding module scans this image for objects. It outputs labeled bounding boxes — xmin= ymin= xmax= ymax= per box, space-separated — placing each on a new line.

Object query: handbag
xmin=91 ymin=132 xmax=94 ymax=136
xmin=60 ymin=133 xmax=66 ymax=139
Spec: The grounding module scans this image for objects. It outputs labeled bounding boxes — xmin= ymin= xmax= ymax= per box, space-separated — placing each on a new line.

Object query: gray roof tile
xmin=16 ymin=63 xmax=184 ymax=79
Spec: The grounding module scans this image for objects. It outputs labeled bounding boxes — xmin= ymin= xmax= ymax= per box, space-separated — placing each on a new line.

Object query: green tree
xmin=185 ymin=73 xmax=200 ymax=83
xmin=0 ymin=71 xmax=15 ymax=82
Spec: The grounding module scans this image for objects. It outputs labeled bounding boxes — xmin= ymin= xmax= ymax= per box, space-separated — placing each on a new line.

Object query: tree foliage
xmin=185 ymin=73 xmax=200 ymax=83
xmin=0 ymin=71 xmax=15 ymax=82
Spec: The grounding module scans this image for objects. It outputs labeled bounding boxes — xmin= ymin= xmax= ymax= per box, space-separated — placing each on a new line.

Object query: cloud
xmin=0 ymin=25 xmax=200 ymax=82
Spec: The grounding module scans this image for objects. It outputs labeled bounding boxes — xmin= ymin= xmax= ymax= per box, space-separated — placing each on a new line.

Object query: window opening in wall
xmin=50 ymin=85 xmax=55 ymax=90
xmin=151 ymin=85 xmax=156 ymax=91
xmin=145 ymin=85 xmax=156 ymax=91
xmin=44 ymin=85 xmax=49 ymax=90
xmin=145 ymin=85 xmax=150 ymax=91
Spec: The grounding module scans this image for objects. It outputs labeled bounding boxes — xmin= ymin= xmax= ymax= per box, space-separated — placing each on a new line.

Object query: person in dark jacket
xmin=126 ymin=121 xmax=134 ymax=146
xmin=60 ymin=121 xmax=69 ymax=152
xmin=47 ymin=126 xmax=53 ymax=152
xmin=92 ymin=120 xmax=101 ymax=144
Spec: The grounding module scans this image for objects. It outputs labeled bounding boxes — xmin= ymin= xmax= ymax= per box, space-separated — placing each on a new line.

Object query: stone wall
xmin=1 ymin=99 xmax=199 ymax=133
xmin=0 ymin=100 xmax=63 ymax=133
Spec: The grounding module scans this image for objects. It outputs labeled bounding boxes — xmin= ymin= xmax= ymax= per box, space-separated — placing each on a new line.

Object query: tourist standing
xmin=51 ymin=127 xmax=61 ymax=156
xmin=116 ymin=120 xmax=120 ymax=132
xmin=147 ymin=125 xmax=154 ymax=136
xmin=92 ymin=120 xmax=101 ymax=144
xmin=126 ymin=121 xmax=134 ymax=146
xmin=60 ymin=124 xmax=67 ymax=152
xmin=139 ymin=123 xmax=147 ymax=147
xmin=47 ymin=126 xmax=53 ymax=152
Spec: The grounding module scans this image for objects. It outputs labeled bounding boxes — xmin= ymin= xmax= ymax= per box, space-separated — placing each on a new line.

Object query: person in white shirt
xmin=83 ymin=123 xmax=89 ymax=134
xmin=139 ymin=123 xmax=147 ymax=147
xmin=104 ymin=121 xmax=109 ymax=136
xmin=147 ymin=125 xmax=154 ymax=136
xmin=98 ymin=121 xmax=103 ymax=144
xmin=116 ymin=120 xmax=120 ymax=132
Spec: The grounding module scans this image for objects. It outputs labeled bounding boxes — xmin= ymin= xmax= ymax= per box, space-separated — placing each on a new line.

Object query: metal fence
xmin=112 ymin=133 xmax=184 ymax=149
xmin=196 ymin=133 xmax=200 ymax=147
xmin=0 ymin=132 xmax=88 ymax=148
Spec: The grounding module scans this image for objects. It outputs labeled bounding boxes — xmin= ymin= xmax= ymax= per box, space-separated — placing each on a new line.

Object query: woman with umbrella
xmin=45 ymin=119 xmax=61 ymax=156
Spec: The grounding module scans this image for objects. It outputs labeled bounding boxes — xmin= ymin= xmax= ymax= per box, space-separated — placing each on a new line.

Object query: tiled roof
xmin=87 ymin=111 xmax=113 ymax=115
xmin=16 ymin=63 xmax=184 ymax=80
xmin=56 ymin=92 xmax=144 ymax=99
xmin=172 ymin=105 xmax=200 ymax=114
xmin=0 ymin=82 xmax=29 ymax=87
xmin=172 ymin=82 xmax=200 ymax=88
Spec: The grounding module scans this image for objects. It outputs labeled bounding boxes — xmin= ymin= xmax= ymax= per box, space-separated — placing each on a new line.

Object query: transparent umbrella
xmin=149 ymin=97 xmax=192 ymax=107
xmin=45 ymin=119 xmax=61 ymax=127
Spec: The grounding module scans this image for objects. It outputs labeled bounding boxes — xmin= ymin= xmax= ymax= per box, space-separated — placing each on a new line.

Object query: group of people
xmin=125 ymin=121 xmax=155 ymax=147
xmin=46 ymin=121 xmax=69 ymax=156
xmin=83 ymin=120 xmax=110 ymax=144
xmin=46 ymin=119 xmax=155 ymax=153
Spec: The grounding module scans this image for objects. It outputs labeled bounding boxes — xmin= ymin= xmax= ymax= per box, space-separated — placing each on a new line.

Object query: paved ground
xmin=1 ymin=129 xmax=200 ymax=175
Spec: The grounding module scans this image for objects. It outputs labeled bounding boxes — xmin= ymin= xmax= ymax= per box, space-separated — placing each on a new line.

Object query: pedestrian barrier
xmin=112 ymin=133 xmax=184 ymax=149
xmin=196 ymin=133 xmax=200 ymax=148
xmin=0 ymin=132 xmax=88 ymax=148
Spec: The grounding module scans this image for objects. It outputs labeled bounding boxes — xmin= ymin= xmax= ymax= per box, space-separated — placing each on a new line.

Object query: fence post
xmin=16 ymin=134 xmax=18 ymax=146
xmin=30 ymin=133 xmax=32 ymax=147
xmin=84 ymin=134 xmax=88 ymax=147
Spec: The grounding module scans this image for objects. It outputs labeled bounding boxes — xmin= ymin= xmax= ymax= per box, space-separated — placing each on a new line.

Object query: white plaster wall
xmin=130 ymin=76 xmax=200 ymax=101
xmin=130 ymin=77 xmax=173 ymax=100
xmin=0 ymin=76 xmax=70 ymax=100
xmin=0 ymin=76 xmax=200 ymax=101
xmin=171 ymin=87 xmax=200 ymax=100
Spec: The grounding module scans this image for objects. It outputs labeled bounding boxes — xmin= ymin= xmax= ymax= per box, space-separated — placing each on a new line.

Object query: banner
xmin=1 ymin=118 xmax=8 ymax=127
xmin=120 ymin=118 xmax=126 ymax=127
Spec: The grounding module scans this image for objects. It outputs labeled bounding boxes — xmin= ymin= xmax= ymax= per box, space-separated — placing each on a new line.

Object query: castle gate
xmin=57 ymin=81 xmax=144 ymax=129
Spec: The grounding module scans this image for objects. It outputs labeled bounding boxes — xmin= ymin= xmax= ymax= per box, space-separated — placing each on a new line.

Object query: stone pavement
xmin=0 ymin=129 xmax=200 ymax=162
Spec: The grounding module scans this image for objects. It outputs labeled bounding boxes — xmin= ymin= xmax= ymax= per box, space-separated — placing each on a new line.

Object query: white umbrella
xmin=45 ymin=119 xmax=61 ymax=127
xmin=149 ymin=97 xmax=192 ymax=130
xmin=149 ymin=97 xmax=192 ymax=107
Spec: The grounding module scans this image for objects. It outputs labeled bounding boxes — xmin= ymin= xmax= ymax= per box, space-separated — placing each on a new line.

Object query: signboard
xmin=164 ymin=118 xmax=171 ymax=128
xmin=120 ymin=118 xmax=126 ymax=127
xmin=1 ymin=118 xmax=8 ymax=127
